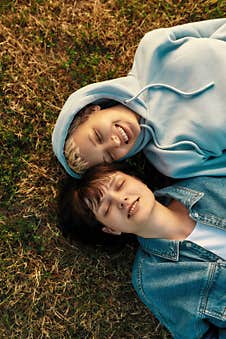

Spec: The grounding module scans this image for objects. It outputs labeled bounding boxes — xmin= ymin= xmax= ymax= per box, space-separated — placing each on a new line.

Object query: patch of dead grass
xmin=0 ymin=0 xmax=224 ymax=337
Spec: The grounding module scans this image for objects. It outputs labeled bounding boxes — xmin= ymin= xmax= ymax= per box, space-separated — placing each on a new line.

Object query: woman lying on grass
xmin=53 ymin=18 xmax=226 ymax=180
xmin=58 ymin=164 xmax=226 ymax=339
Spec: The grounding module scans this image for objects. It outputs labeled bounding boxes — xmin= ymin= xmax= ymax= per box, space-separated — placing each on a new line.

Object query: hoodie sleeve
xmin=168 ymin=18 xmax=226 ymax=41
xmin=130 ymin=19 xmax=226 ymax=81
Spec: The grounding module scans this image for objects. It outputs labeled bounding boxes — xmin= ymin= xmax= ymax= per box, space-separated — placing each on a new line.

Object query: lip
xmin=115 ymin=124 xmax=132 ymax=144
xmin=128 ymin=197 xmax=140 ymax=218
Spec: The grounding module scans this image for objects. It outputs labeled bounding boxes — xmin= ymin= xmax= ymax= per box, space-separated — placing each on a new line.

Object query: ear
xmin=102 ymin=227 xmax=121 ymax=236
xmin=84 ymin=105 xmax=101 ymax=115
xmin=92 ymin=105 xmax=101 ymax=112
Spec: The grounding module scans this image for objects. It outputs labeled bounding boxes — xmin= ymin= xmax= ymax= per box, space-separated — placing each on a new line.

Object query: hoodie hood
xmin=52 ymin=76 xmax=147 ymax=177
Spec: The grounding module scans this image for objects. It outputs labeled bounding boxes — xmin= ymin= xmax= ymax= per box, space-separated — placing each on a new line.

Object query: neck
xmin=136 ymin=200 xmax=195 ymax=240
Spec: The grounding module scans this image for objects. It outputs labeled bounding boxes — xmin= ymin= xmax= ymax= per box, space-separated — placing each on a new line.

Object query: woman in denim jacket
xmin=59 ymin=165 xmax=226 ymax=339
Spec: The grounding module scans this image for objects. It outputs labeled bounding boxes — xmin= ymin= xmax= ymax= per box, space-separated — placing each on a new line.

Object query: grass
xmin=0 ymin=0 xmax=224 ymax=338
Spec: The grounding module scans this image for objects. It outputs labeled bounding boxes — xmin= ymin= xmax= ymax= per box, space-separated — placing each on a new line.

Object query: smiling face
xmin=88 ymin=171 xmax=155 ymax=235
xmin=72 ymin=105 xmax=140 ymax=168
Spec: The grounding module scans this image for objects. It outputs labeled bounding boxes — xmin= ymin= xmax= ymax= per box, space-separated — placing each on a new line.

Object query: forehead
xmin=82 ymin=107 xmax=110 ymax=124
xmin=84 ymin=173 xmax=114 ymax=210
xmin=90 ymin=172 xmax=116 ymax=195
xmin=90 ymin=171 xmax=131 ymax=198
xmin=85 ymin=105 xmax=123 ymax=123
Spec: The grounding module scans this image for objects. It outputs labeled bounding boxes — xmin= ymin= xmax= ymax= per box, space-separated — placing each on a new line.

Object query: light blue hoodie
xmin=52 ymin=18 xmax=226 ymax=178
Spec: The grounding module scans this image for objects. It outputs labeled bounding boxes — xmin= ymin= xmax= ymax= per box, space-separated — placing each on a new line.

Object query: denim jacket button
xmin=186 ymin=242 xmax=192 ymax=248
xmin=193 ymin=212 xmax=199 ymax=218
xmin=216 ymin=258 xmax=223 ymax=263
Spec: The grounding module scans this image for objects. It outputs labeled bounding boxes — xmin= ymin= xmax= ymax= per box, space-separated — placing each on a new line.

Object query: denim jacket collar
xmin=137 ymin=238 xmax=180 ymax=261
xmin=154 ymin=185 xmax=204 ymax=210
xmin=138 ymin=185 xmax=204 ymax=261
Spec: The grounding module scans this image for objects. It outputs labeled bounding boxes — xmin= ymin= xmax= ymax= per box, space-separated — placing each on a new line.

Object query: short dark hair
xmin=57 ymin=161 xmax=171 ymax=249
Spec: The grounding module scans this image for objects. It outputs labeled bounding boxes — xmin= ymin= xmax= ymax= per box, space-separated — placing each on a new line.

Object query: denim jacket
xmin=132 ymin=176 xmax=226 ymax=339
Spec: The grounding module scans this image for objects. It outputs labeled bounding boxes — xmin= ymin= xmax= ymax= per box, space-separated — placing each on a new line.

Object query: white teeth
xmin=117 ymin=126 xmax=129 ymax=143
xmin=128 ymin=200 xmax=138 ymax=217
xmin=130 ymin=201 xmax=137 ymax=214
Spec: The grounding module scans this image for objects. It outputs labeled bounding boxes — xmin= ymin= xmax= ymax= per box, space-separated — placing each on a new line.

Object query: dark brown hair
xmin=58 ymin=161 xmax=172 ymax=247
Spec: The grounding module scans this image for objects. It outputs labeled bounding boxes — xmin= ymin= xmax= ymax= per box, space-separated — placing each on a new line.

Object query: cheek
xmin=114 ymin=147 xmax=129 ymax=160
xmin=100 ymin=116 xmax=114 ymax=131
xmin=95 ymin=213 xmax=113 ymax=229
xmin=105 ymin=217 xmax=117 ymax=229
xmin=100 ymin=214 xmax=121 ymax=231
xmin=108 ymin=213 xmax=126 ymax=232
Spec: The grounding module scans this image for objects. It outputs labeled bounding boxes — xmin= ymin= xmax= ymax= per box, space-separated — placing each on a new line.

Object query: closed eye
xmin=94 ymin=129 xmax=103 ymax=143
xmin=104 ymin=202 xmax=111 ymax=216
xmin=116 ymin=179 xmax=125 ymax=190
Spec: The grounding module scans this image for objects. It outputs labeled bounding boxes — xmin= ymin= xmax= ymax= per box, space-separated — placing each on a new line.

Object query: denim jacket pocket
xmin=199 ymin=262 xmax=226 ymax=322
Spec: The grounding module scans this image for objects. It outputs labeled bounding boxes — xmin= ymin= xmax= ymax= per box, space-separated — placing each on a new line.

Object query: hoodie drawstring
xmin=124 ymin=82 xmax=214 ymax=104
xmin=139 ymin=122 xmax=207 ymax=154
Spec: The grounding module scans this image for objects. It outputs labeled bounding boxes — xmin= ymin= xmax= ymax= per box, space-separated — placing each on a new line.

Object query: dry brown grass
xmin=0 ymin=0 xmax=224 ymax=338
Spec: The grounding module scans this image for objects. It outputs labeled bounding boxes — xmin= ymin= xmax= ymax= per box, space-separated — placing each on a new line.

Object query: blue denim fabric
xmin=132 ymin=176 xmax=226 ymax=339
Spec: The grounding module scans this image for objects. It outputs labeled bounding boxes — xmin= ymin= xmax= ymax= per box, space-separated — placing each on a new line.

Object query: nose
xmin=118 ymin=197 xmax=128 ymax=209
xmin=110 ymin=134 xmax=120 ymax=147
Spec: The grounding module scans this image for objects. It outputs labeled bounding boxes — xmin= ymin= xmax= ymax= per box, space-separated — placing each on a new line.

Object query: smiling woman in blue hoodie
xmin=52 ymin=18 xmax=226 ymax=179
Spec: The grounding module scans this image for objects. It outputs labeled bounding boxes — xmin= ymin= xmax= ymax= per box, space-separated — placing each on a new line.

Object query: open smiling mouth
xmin=128 ymin=197 xmax=140 ymax=218
xmin=116 ymin=124 xmax=129 ymax=144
